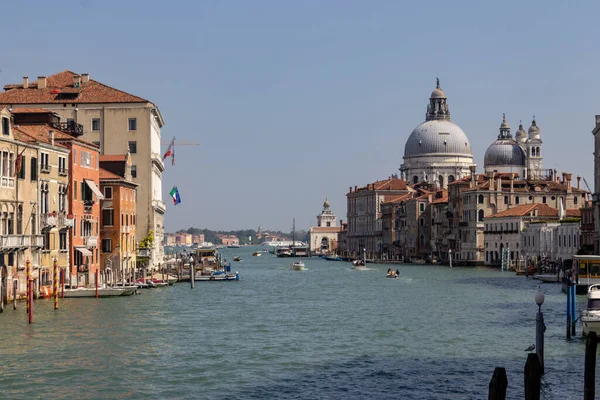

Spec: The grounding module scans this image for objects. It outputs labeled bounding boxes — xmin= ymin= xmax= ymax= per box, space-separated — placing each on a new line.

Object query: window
xmin=574 ymin=196 xmax=578 ymax=205
xmin=2 ymin=117 xmax=9 ymax=135
xmin=59 ymin=232 xmax=67 ymax=250
xmin=478 ymin=209 xmax=484 ymax=222
xmin=40 ymin=152 xmax=50 ymax=173
xmin=131 ymin=165 xmax=137 ymax=178
xmin=0 ymin=151 xmax=14 ymax=183
xmin=542 ymin=196 xmax=546 ymax=204
xmin=419 ymin=203 xmax=424 ymax=212
xmin=30 ymin=157 xmax=37 ymax=181
xmin=18 ymin=155 xmax=25 ymax=179
xmin=515 ymin=196 xmax=520 ymax=205
xmin=73 ymin=148 xmax=77 ymax=164
xmin=448 ymin=175 xmax=455 ymax=184
xmin=102 ymin=238 xmax=112 ymax=253
xmin=58 ymin=185 xmax=67 ymax=212
xmin=40 ymin=182 xmax=49 ymax=214
xmin=81 ymin=151 xmax=91 ymax=167
xmin=81 ymin=181 xmax=93 ymax=202
xmin=504 ymin=196 xmax=508 ymax=205
xmin=58 ymin=156 xmax=67 ymax=175
xmin=74 ymin=180 xmax=78 ymax=201
xmin=104 ymin=186 xmax=113 ymax=199
xmin=73 ymin=218 xmax=76 ymax=236
xmin=92 ymin=118 xmax=100 ymax=131
xmin=128 ymin=141 xmax=137 ymax=154
xmin=478 ymin=195 xmax=484 ymax=204
xmin=102 ymin=209 xmax=114 ymax=226
xmin=128 ymin=118 xmax=137 ymax=131
xmin=43 ymin=231 xmax=51 ymax=250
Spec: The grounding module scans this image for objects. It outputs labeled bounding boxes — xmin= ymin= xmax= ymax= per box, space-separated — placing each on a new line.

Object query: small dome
xmin=484 ymin=139 xmax=527 ymax=167
xmin=430 ymin=77 xmax=446 ymax=99
xmin=404 ymin=120 xmax=472 ymax=158
xmin=500 ymin=113 xmax=510 ymax=130
xmin=323 ymin=197 xmax=330 ymax=208
xmin=528 ymin=117 xmax=540 ymax=138
xmin=515 ymin=121 xmax=527 ymax=143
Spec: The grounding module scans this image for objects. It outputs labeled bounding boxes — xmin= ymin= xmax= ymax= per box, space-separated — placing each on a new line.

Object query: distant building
xmin=219 ymin=235 xmax=239 ymax=246
xmin=192 ymin=234 xmax=205 ymax=244
xmin=309 ymin=198 xmax=342 ymax=254
xmin=164 ymin=234 xmax=176 ymax=246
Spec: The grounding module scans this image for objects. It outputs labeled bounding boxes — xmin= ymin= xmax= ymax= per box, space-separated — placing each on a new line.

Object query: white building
xmin=400 ymin=79 xmax=475 ymax=188
xmin=310 ymin=198 xmax=342 ymax=254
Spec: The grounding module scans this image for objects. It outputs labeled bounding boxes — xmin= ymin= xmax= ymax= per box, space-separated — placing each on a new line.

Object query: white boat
xmin=290 ymin=261 xmax=305 ymax=271
xmin=194 ymin=271 xmax=239 ymax=281
xmin=582 ymin=284 xmax=600 ymax=336
xmin=62 ymin=286 xmax=136 ymax=298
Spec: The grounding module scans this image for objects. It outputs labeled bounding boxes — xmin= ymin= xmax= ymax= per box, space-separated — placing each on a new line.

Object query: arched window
xmin=438 ymin=175 xmax=444 ymax=188
xmin=515 ymin=196 xmax=520 ymax=205
xmin=478 ymin=209 xmax=484 ymax=222
xmin=536 ymin=147 xmax=540 ymax=157
xmin=531 ymin=148 xmax=535 ymax=156
xmin=478 ymin=195 xmax=484 ymax=204
xmin=448 ymin=175 xmax=455 ymax=183
xmin=413 ymin=176 xmax=418 ymax=184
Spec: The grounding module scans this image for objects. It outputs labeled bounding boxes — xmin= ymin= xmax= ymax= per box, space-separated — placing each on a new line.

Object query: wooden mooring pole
xmin=13 ymin=280 xmax=17 ymax=310
xmin=524 ymin=353 xmax=541 ymax=400
xmin=26 ymin=259 xmax=30 ymax=313
xmin=53 ymin=258 xmax=58 ymax=310
xmin=567 ymin=280 xmax=572 ymax=339
xmin=488 ymin=367 xmax=507 ymax=400
xmin=28 ymin=279 xmax=33 ymax=324
xmin=0 ymin=267 xmax=3 ymax=314
xmin=584 ymin=331 xmax=598 ymax=400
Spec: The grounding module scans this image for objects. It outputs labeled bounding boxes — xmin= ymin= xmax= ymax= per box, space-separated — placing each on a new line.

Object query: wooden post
xmin=190 ymin=261 xmax=195 ymax=289
xmin=524 ymin=353 xmax=541 ymax=400
xmin=566 ymin=282 xmax=572 ymax=339
xmin=28 ymin=279 xmax=33 ymax=324
xmin=584 ymin=331 xmax=598 ymax=400
xmin=61 ymin=268 xmax=65 ymax=298
xmin=0 ymin=267 xmax=3 ymax=314
xmin=53 ymin=258 xmax=58 ymax=310
xmin=95 ymin=269 xmax=99 ymax=298
xmin=26 ymin=259 xmax=30 ymax=313
xmin=488 ymin=367 xmax=507 ymax=400
xmin=13 ymin=279 xmax=17 ymax=310
xmin=571 ymin=282 xmax=577 ymax=336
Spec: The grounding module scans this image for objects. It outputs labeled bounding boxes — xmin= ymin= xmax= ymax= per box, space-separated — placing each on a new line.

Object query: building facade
xmin=0 ymin=71 xmax=166 ymax=270
xmin=309 ymin=198 xmax=342 ymax=254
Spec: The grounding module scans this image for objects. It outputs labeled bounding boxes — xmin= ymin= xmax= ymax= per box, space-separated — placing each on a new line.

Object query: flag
xmin=170 ymin=186 xmax=181 ymax=205
xmin=163 ymin=137 xmax=175 ymax=166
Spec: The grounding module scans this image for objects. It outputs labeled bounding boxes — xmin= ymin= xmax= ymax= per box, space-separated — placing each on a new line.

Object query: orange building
xmin=99 ymin=154 xmax=137 ymax=284
xmin=54 ymin=130 xmax=102 ymax=286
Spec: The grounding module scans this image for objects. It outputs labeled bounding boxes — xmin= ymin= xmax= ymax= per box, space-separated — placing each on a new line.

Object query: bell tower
xmin=526 ymin=117 xmax=543 ymax=179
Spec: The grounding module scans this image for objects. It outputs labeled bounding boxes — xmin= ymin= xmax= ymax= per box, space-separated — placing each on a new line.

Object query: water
xmin=0 ymin=247 xmax=591 ymax=399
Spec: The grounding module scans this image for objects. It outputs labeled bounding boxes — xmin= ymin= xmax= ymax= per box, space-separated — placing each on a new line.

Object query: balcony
xmin=83 ymin=199 xmax=95 ymax=213
xmin=40 ymin=164 xmax=51 ymax=174
xmin=51 ymin=120 xmax=84 ymax=137
xmin=58 ymin=214 xmax=74 ymax=228
xmin=151 ymin=152 xmax=165 ymax=172
xmin=0 ymin=235 xmax=44 ymax=249
xmin=152 ymin=200 xmax=166 ymax=214
xmin=85 ymin=236 xmax=98 ymax=248
xmin=58 ymin=168 xmax=68 ymax=176
xmin=41 ymin=213 xmax=58 ymax=230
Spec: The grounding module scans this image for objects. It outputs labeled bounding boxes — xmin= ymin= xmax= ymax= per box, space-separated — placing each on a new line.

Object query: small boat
xmin=194 ymin=271 xmax=239 ymax=281
xmin=386 ymin=269 xmax=400 ymax=278
xmin=227 ymin=245 xmax=241 ymax=248
xmin=582 ymin=284 xmax=600 ymax=336
xmin=233 ymin=256 xmax=242 ymax=262
xmin=62 ymin=286 xmax=136 ymax=298
xmin=252 ymin=252 xmax=262 ymax=257
xmin=321 ymin=255 xmax=343 ymax=261
xmin=290 ymin=261 xmax=305 ymax=271
xmin=150 ymin=278 xmax=169 ymax=287
xmin=352 ymin=260 xmax=365 ymax=267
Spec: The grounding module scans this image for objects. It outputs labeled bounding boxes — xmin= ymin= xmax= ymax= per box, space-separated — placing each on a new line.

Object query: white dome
xmin=484 ymin=139 xmax=526 ymax=167
xmin=404 ymin=120 xmax=473 ymax=158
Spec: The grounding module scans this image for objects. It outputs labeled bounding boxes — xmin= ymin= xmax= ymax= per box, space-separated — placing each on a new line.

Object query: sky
xmin=1 ymin=1 xmax=599 ymax=232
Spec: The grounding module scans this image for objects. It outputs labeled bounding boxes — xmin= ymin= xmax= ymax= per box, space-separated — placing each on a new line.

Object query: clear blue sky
xmin=2 ymin=1 xmax=599 ymax=232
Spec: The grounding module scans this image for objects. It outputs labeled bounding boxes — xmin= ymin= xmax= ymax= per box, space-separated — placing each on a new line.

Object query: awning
xmin=84 ymin=179 xmax=104 ymax=200
xmin=75 ymin=247 xmax=93 ymax=256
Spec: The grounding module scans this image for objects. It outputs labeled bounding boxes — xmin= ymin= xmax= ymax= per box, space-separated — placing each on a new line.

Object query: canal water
xmin=0 ymin=247 xmax=591 ymax=399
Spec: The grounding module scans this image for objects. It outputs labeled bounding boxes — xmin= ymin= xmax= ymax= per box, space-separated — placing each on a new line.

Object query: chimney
xmin=577 ymin=176 xmax=581 ymax=189
xmin=73 ymin=75 xmax=81 ymax=87
xmin=554 ymin=169 xmax=559 ymax=183
xmin=562 ymin=172 xmax=566 ymax=185
xmin=37 ymin=76 xmax=47 ymax=89
xmin=349 ymin=186 xmax=352 ymax=194
xmin=81 ymin=73 xmax=90 ymax=83
xmin=22 ymin=77 xmax=28 ymax=88
xmin=49 ymin=130 xmax=54 ymax=147
xmin=565 ymin=173 xmax=573 ymax=191
xmin=469 ymin=165 xmax=476 ymax=188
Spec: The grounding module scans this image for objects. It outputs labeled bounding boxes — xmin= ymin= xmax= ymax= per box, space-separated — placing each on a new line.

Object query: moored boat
xmin=194 ymin=271 xmax=239 ymax=281
xmin=534 ymin=273 xmax=561 ymax=283
xmin=290 ymin=261 xmax=305 ymax=271
xmin=63 ymin=286 xmax=136 ymax=298
xmin=252 ymin=252 xmax=262 ymax=257
xmin=582 ymin=284 xmax=600 ymax=336
xmin=233 ymin=256 xmax=242 ymax=261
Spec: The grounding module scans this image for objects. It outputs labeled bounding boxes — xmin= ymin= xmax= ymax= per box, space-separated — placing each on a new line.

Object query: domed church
xmin=400 ymin=79 xmax=475 ymax=189
xmin=484 ymin=115 xmax=543 ymax=179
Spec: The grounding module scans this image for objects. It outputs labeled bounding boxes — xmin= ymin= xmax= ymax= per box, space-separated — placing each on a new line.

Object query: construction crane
xmin=160 ymin=140 xmax=200 ymax=146
xmin=583 ymin=177 xmax=593 ymax=194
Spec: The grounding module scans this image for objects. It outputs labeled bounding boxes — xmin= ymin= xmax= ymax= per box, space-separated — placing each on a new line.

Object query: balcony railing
xmin=40 ymin=164 xmax=51 ymax=174
xmin=51 ymin=121 xmax=84 ymax=137
xmin=40 ymin=213 xmax=57 ymax=229
xmin=0 ymin=235 xmax=44 ymax=249
xmin=151 ymin=152 xmax=165 ymax=171
xmin=85 ymin=236 xmax=98 ymax=248
xmin=58 ymin=214 xmax=74 ymax=228
xmin=58 ymin=168 xmax=68 ymax=176
xmin=152 ymin=200 xmax=166 ymax=213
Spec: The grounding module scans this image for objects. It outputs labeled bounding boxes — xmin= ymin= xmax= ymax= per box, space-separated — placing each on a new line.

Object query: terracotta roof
xmin=488 ymin=203 xmax=558 ymax=218
xmin=566 ymin=208 xmax=582 ymax=218
xmin=382 ymin=193 xmax=412 ymax=204
xmin=10 ymin=107 xmax=51 ymax=113
xmin=13 ymin=123 xmax=96 ymax=149
xmin=100 ymin=154 xmax=128 ymax=162
xmin=0 ymin=70 xmax=149 ymax=104
xmin=373 ymin=178 xmax=409 ymax=190
xmin=431 ymin=190 xmax=449 ymax=204
xmin=99 ymin=168 xmax=123 ymax=180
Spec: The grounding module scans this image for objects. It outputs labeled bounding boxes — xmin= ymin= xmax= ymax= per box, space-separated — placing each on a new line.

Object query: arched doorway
xmin=320 ymin=237 xmax=329 ymax=253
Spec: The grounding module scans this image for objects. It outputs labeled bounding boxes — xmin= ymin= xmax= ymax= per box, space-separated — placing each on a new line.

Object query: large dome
xmin=404 ymin=120 xmax=473 ymax=158
xmin=484 ymin=139 xmax=526 ymax=167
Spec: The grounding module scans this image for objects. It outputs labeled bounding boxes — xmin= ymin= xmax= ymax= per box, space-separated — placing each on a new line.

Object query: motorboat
xmin=290 ymin=261 xmax=305 ymax=271
xmin=62 ymin=286 xmax=136 ymax=298
xmin=233 ymin=256 xmax=242 ymax=262
xmin=194 ymin=271 xmax=239 ymax=281
xmin=386 ymin=269 xmax=400 ymax=278
xmin=352 ymin=260 xmax=365 ymax=267
xmin=321 ymin=255 xmax=343 ymax=261
xmin=252 ymin=252 xmax=262 ymax=257
xmin=150 ymin=278 xmax=169 ymax=287
xmin=582 ymin=284 xmax=600 ymax=336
